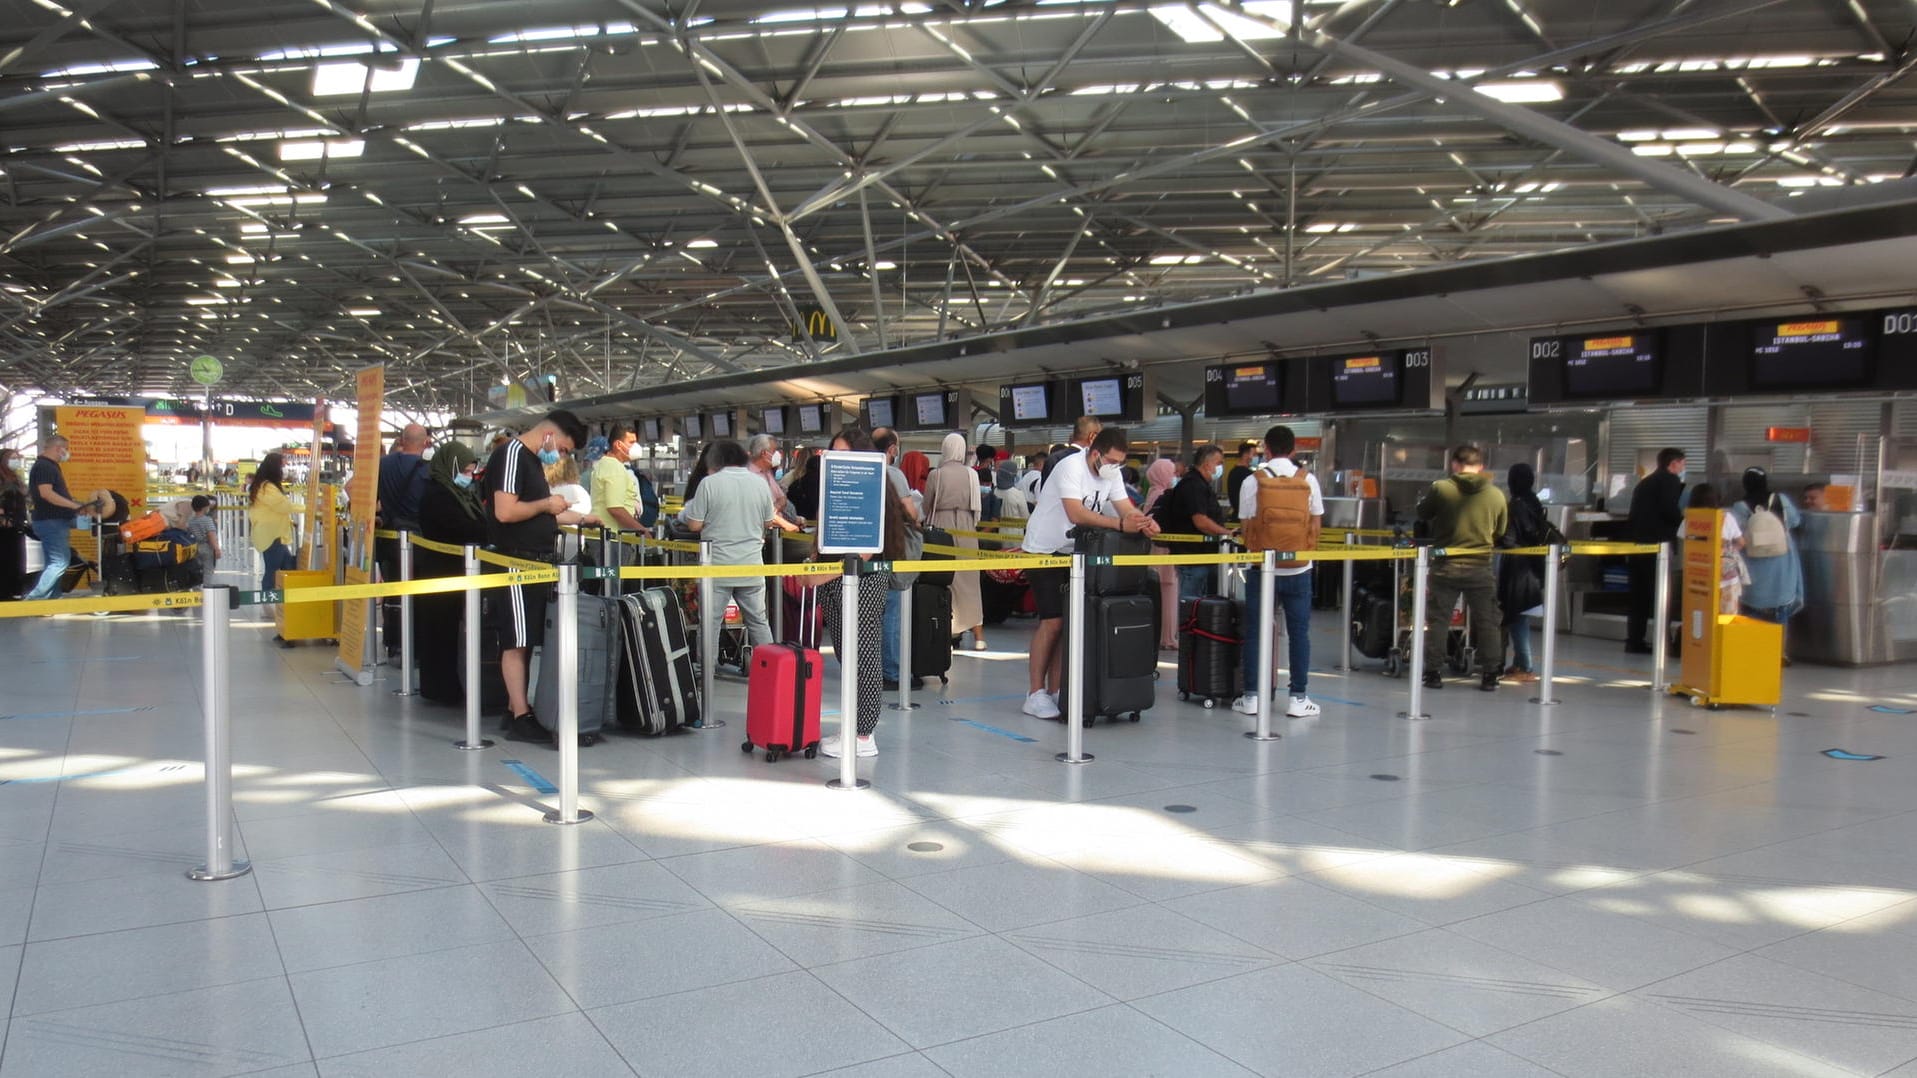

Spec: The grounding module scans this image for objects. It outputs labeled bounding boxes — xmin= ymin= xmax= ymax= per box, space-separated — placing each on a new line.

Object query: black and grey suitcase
xmin=911 ymin=578 xmax=953 ymax=683
xmin=1071 ymin=526 xmax=1157 ymax=597
xmin=1177 ymin=596 xmax=1240 ymax=708
xmin=617 ymin=588 xmax=702 ymax=735
xmin=533 ymin=593 xmax=622 ymax=739
xmin=1059 ymin=592 xmax=1158 ymax=724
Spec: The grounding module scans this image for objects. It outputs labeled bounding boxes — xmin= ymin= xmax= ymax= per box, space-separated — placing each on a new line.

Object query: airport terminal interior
xmin=8 ymin=0 xmax=1917 ymax=1074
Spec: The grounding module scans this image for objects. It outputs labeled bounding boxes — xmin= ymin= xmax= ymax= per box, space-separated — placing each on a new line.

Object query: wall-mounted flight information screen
xmin=1007 ymin=382 xmax=1054 ymax=423
xmin=1204 ymin=362 xmax=1283 ymax=417
xmin=1749 ymin=316 xmax=1875 ymax=390
xmin=796 ymin=403 xmax=827 ymax=434
xmin=1559 ymin=332 xmax=1662 ymax=398
xmin=1329 ymin=353 xmax=1403 ymax=407
xmin=863 ymin=396 xmax=896 ymax=431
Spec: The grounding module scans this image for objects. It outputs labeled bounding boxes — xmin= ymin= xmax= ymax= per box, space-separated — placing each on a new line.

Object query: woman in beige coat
xmin=922 ymin=432 xmax=987 ymax=650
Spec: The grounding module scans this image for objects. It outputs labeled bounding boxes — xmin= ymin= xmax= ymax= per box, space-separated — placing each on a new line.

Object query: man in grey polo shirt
xmin=680 ymin=439 xmax=777 ymax=652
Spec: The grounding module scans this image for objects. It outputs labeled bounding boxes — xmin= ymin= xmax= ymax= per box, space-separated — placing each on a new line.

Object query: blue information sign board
xmin=817 ymin=450 xmax=889 ymax=555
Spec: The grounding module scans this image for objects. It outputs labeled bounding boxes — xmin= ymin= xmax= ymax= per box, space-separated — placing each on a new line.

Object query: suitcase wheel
xmin=741 ymin=741 xmax=754 ymax=753
xmin=1129 ymin=712 xmax=1142 ymax=723
xmin=1178 ymin=691 xmax=1187 ymax=701
xmin=1201 ymin=698 xmax=1214 ymax=710
xmin=803 ymin=745 xmax=817 ymax=759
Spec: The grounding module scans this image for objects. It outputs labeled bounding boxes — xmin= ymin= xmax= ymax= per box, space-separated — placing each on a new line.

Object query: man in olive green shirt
xmin=1416 ymin=444 xmax=1509 ymax=692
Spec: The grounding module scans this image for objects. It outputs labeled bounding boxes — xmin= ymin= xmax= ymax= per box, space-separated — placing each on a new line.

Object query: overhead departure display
xmin=709 ymin=410 xmax=734 ymax=438
xmin=1079 ymin=377 xmax=1122 ymax=417
xmin=1329 ymin=353 xmax=1403 ymax=407
xmin=683 ymin=413 xmax=704 ymax=440
xmin=1560 ymin=332 xmax=1662 ymax=398
xmin=639 ymin=417 xmax=662 ymax=443
xmin=1067 ymin=372 xmax=1149 ymax=422
xmin=1750 ymin=316 xmax=1874 ymax=390
xmin=760 ymin=407 xmax=785 ymax=435
xmin=1204 ymin=362 xmax=1283 ymax=417
xmin=796 ymin=403 xmax=827 ymax=434
xmin=863 ymin=395 xmax=896 ymax=431
xmin=1008 ymin=382 xmax=1053 ymax=423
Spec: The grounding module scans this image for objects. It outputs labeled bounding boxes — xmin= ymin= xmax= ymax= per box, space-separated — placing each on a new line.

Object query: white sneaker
xmin=1022 ymin=691 xmax=1061 ymax=719
xmin=1285 ymin=696 xmax=1321 ymax=718
xmin=1230 ymin=693 xmax=1260 ymax=715
xmin=819 ymin=733 xmax=875 ymax=758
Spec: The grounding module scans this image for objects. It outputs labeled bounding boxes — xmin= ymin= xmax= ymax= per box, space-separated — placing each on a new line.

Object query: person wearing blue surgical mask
xmin=1159 ymin=444 xmax=1234 ymax=605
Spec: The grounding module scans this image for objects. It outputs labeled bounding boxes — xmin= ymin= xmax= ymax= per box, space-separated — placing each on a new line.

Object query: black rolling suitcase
xmin=57 ymin=559 xmax=95 ymax=594
xmin=911 ymin=579 xmax=953 ymax=683
xmin=1177 ymin=596 xmax=1241 ymax=709
xmin=458 ymin=603 xmax=508 ymax=715
xmin=1071 ymin=526 xmax=1156 ymax=597
xmin=617 ymin=587 xmax=701 ymax=735
xmin=533 ymin=591 xmax=621 ymax=740
xmin=1059 ymin=593 xmax=1158 ymax=725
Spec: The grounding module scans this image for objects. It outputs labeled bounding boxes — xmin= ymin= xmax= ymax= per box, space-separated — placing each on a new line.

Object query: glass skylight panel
xmin=312 ymin=58 xmax=419 ymax=97
xmin=39 ymin=59 xmax=158 ymax=78
xmin=277 ymin=139 xmax=365 ymax=161
xmin=1150 ymin=1 xmax=1292 ymax=43
xmin=51 ymin=139 xmax=145 ymax=153
xmin=1478 ymin=80 xmax=1563 ymax=103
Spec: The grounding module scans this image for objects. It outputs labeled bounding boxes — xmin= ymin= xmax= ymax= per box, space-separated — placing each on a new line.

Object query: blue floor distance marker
xmin=500 ymin=759 xmax=558 ymax=794
xmin=949 ymin=717 xmax=1039 ymax=743
xmin=1823 ymin=748 xmax=1886 ymax=761
xmin=1867 ymin=705 xmax=1916 ymax=714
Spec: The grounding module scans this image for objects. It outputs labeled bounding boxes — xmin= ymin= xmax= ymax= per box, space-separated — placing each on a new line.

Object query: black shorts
xmin=1028 ymin=565 xmax=1068 ymax=620
xmin=486 ymin=565 xmax=551 ymax=651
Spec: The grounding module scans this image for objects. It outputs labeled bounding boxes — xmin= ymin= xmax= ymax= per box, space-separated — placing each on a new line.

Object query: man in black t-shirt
xmin=1224 ymin=440 xmax=1258 ymax=521
xmin=483 ymin=410 xmax=594 ymax=744
xmin=1158 ymin=444 xmax=1233 ymax=604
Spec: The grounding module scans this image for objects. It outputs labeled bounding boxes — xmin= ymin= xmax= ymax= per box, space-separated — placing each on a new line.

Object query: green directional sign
xmin=190 ymin=354 xmax=224 ymax=387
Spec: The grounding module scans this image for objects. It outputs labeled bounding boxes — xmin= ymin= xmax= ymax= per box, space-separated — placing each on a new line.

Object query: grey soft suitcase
xmin=533 ymin=593 xmax=621 ymax=738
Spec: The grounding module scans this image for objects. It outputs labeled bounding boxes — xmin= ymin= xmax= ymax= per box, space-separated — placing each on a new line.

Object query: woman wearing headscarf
xmin=922 ymin=432 xmax=988 ymax=650
xmin=416 ymin=442 xmax=490 ymax=704
xmin=1729 ymin=467 xmax=1804 ymax=643
xmin=900 ymin=450 xmax=931 ymax=493
xmin=1496 ymin=462 xmax=1559 ymax=683
xmin=1141 ymin=457 xmax=1180 ymax=650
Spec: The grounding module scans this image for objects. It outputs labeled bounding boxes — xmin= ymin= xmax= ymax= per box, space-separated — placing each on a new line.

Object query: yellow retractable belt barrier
xmin=1 ymin=591 xmax=205 ymax=617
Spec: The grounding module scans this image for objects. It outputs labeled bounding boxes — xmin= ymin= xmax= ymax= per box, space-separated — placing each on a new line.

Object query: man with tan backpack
xmin=1234 ymin=425 xmax=1324 ymax=719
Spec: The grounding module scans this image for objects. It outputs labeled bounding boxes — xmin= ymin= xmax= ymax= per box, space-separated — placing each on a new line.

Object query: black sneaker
xmin=1623 ymin=641 xmax=1654 ymax=655
xmin=579 ymin=731 xmax=604 ymax=748
xmin=1479 ymin=672 xmax=1499 ymax=692
xmin=1422 ymin=672 xmax=1443 ymax=690
xmin=882 ymin=679 xmax=900 ymax=691
xmin=503 ymin=712 xmax=554 ymax=744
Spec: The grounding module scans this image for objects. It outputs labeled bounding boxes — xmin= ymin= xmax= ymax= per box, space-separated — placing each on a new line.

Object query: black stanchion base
xmin=826 ymin=778 xmax=871 ymax=790
xmin=1243 ymin=731 xmax=1282 ymax=741
xmin=1529 ymin=697 xmax=1560 ymax=706
xmin=1397 ymin=711 xmax=1431 ymax=721
xmin=889 ymin=702 xmax=921 ymax=712
xmin=687 ymin=718 xmax=727 ymax=730
xmin=543 ymin=809 xmax=595 ymax=825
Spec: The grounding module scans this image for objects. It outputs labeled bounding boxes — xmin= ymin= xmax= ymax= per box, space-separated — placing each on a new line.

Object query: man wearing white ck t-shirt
xmin=1234 ymin=425 xmax=1324 ymax=719
xmin=1019 ymin=427 xmax=1158 ymax=719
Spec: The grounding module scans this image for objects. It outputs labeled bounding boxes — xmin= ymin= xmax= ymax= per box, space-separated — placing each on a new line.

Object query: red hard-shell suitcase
xmin=744 ymin=585 xmax=822 ymax=761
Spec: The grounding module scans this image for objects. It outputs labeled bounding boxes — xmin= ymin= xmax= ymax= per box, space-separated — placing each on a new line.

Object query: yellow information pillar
xmin=1672 ymin=507 xmax=1782 ymax=709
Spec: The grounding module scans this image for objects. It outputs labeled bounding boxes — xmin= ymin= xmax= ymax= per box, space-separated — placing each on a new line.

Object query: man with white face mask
xmin=747 ymin=434 xmax=801 ymax=533
xmin=24 ymin=435 xmax=99 ymax=601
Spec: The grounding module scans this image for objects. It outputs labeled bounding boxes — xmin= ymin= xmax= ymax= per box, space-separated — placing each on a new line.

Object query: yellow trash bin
xmin=275 ymin=569 xmax=337 ymax=642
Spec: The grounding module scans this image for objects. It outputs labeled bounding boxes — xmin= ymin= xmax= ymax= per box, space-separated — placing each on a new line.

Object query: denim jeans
xmin=24 ymin=519 xmax=72 ymax=600
xmin=882 ymin=586 xmax=901 ymax=682
xmin=1507 ymin=616 xmax=1534 ymax=672
xmin=1240 ymin=567 xmax=1313 ymax=696
xmin=1175 ymin=564 xmax=1214 ymax=608
xmin=705 ymin=579 xmax=773 ymax=649
xmin=260 ymin=540 xmax=297 ymax=592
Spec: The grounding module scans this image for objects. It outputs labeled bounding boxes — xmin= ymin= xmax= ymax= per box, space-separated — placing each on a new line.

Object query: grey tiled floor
xmin=3 ymin=603 xmax=1917 ymax=1077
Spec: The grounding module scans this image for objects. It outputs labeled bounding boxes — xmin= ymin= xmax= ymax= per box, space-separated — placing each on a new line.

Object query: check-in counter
xmin=1794 ymin=511 xmax=1917 ymax=665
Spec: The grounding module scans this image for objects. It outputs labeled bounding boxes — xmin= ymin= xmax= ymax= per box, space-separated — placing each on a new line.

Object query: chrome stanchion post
xmin=1057 ymin=552 xmax=1094 ymax=765
xmin=1400 ymin=546 xmax=1432 ymax=720
xmin=1532 ymin=543 xmax=1563 ymax=706
xmin=394 ymin=530 xmax=416 ymax=696
xmin=188 ymin=585 xmax=250 ymax=881
xmin=771 ymin=528 xmax=785 ymax=640
xmin=692 ymin=539 xmax=724 ymax=730
xmin=894 ymin=575 xmax=919 ymax=711
xmin=457 ymin=545 xmax=493 ymax=750
xmin=1247 ymin=549 xmax=1281 ymax=742
xmin=544 ymin=562 xmax=593 ymax=825
xmin=1337 ymin=531 xmax=1356 ymax=671
xmin=1651 ymin=540 xmax=1672 ymax=692
xmin=828 ymin=556 xmax=870 ymax=790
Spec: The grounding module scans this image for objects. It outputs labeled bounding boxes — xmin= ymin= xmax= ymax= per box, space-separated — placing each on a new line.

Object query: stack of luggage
xmin=1057 ymin=527 xmax=1159 ymax=725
